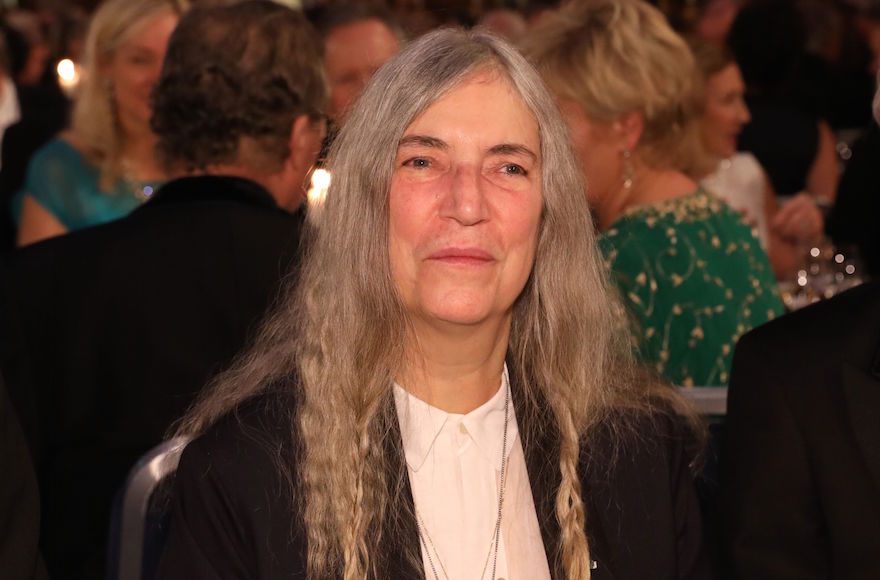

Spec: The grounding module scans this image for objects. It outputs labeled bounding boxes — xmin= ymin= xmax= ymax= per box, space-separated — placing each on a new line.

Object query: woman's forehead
xmin=398 ymin=71 xmax=540 ymax=154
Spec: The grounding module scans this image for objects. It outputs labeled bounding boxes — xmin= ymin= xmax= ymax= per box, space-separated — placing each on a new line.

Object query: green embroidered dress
xmin=599 ymin=189 xmax=785 ymax=386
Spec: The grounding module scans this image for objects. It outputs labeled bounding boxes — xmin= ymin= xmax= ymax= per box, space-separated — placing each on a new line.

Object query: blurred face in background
xmin=106 ymin=9 xmax=178 ymax=136
xmin=556 ymin=98 xmax=621 ymax=216
xmin=701 ymin=62 xmax=751 ymax=159
xmin=324 ymin=18 xmax=399 ymax=123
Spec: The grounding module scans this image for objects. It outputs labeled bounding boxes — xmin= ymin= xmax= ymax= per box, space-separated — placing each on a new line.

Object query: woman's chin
xmin=414 ymin=298 xmax=504 ymax=330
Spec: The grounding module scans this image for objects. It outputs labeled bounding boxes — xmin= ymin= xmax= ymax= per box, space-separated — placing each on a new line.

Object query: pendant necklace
xmin=415 ymin=383 xmax=511 ymax=580
xmin=120 ymin=158 xmax=157 ymax=202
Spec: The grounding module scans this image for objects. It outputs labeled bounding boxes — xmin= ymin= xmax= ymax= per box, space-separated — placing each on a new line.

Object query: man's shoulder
xmin=738 ymin=283 xmax=880 ymax=356
xmin=5 ymin=177 xmax=305 ymax=278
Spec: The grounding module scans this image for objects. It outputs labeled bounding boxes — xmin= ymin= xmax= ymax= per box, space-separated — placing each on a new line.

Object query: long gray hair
xmin=177 ymin=27 xmax=689 ymax=579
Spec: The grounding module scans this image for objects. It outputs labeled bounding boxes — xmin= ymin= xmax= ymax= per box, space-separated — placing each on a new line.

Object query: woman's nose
xmin=439 ymin=164 xmax=488 ymax=226
xmin=738 ymin=101 xmax=751 ymax=125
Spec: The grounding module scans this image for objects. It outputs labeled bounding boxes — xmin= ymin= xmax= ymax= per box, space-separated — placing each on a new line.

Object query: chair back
xmin=111 ymin=436 xmax=189 ymax=580
xmin=677 ymin=386 xmax=728 ymax=415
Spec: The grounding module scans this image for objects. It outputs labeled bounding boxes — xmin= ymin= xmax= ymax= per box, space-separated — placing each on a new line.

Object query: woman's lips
xmin=427 ymin=247 xmax=495 ymax=265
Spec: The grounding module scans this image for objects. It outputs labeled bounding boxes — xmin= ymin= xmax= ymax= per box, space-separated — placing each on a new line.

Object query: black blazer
xmin=0 ymin=175 xmax=304 ymax=579
xmin=158 ymin=373 xmax=710 ymax=579
xmin=720 ymin=282 xmax=880 ymax=579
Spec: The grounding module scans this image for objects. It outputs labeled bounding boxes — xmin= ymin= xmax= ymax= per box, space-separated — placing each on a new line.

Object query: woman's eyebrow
xmin=488 ymin=143 xmax=537 ymax=161
xmin=397 ymin=135 xmax=448 ymax=150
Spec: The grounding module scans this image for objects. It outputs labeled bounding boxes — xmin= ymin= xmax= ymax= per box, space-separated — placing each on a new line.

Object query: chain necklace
xmin=414 ymin=383 xmax=511 ymax=580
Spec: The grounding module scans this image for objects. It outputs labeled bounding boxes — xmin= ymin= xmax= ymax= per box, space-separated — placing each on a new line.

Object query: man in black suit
xmin=0 ymin=3 xmax=327 ymax=578
xmin=720 ymin=281 xmax=880 ymax=579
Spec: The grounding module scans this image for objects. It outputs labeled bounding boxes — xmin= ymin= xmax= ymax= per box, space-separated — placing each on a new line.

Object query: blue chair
xmin=107 ymin=437 xmax=189 ymax=580
xmin=677 ymin=385 xmax=728 ymax=415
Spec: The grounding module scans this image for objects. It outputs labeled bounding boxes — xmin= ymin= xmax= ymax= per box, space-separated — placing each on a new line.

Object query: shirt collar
xmin=393 ymin=364 xmax=518 ymax=472
xmin=136 ymin=175 xmax=286 ymax=213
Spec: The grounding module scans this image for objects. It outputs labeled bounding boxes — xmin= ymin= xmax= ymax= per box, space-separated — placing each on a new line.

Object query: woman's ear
xmin=614 ymin=112 xmax=644 ymax=152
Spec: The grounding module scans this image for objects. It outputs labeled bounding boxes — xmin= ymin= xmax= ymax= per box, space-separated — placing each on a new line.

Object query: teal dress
xmin=13 ymin=139 xmax=161 ymax=231
xmin=599 ymin=189 xmax=785 ymax=387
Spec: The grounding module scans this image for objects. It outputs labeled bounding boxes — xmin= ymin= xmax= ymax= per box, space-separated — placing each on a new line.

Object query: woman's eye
xmin=503 ymin=164 xmax=527 ymax=176
xmin=404 ymin=157 xmax=430 ymax=169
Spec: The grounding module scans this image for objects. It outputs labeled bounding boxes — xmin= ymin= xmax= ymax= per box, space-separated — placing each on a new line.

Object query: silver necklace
xmin=415 ymin=383 xmax=511 ymax=580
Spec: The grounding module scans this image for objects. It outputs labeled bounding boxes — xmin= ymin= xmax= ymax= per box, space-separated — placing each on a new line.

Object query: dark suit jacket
xmin=0 ymin=374 xmax=48 ymax=580
xmin=158 ymin=372 xmax=710 ymax=580
xmin=720 ymin=282 xmax=880 ymax=579
xmin=0 ymin=175 xmax=304 ymax=579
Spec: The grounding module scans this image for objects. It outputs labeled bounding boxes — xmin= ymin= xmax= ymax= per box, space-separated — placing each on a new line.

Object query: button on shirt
xmin=393 ymin=365 xmax=551 ymax=580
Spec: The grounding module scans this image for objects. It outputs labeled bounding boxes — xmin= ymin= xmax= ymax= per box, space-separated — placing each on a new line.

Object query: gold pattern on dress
xmin=601 ymin=189 xmax=784 ymax=387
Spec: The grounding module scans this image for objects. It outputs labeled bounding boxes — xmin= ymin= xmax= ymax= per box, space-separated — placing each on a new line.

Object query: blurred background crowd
xmin=2 ymin=0 xmax=879 ymax=287
xmin=0 ymin=0 xmax=878 ymax=578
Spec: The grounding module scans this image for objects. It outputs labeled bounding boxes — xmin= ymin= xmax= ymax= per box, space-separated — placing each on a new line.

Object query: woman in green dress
xmin=523 ymin=0 xmax=784 ymax=387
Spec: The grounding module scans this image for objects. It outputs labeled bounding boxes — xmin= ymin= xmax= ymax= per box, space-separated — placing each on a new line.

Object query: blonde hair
xmin=522 ymin=0 xmax=710 ymax=175
xmin=70 ymin=0 xmax=188 ymax=190
xmin=176 ymin=27 xmax=699 ymax=579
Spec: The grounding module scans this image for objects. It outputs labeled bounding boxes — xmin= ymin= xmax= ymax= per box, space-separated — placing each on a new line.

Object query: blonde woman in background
xmin=523 ymin=0 xmax=785 ymax=387
xmin=14 ymin=0 xmax=187 ymax=246
xmin=158 ymin=27 xmax=709 ymax=580
xmin=692 ymin=39 xmax=824 ymax=280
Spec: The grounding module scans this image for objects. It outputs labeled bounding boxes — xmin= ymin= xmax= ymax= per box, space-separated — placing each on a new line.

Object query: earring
xmin=622 ymin=149 xmax=635 ymax=190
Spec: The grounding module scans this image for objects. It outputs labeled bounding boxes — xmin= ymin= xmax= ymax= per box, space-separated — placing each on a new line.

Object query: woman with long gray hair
xmin=158 ymin=27 xmax=709 ymax=580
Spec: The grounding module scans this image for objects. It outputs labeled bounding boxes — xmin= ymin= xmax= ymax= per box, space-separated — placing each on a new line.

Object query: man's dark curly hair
xmin=151 ymin=0 xmax=327 ymax=173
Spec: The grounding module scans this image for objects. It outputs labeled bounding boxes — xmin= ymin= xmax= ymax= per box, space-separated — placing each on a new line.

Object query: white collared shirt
xmin=393 ymin=365 xmax=551 ymax=580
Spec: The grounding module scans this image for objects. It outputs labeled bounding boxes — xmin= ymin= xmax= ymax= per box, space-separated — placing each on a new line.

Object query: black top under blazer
xmin=158 ymin=370 xmax=711 ymax=580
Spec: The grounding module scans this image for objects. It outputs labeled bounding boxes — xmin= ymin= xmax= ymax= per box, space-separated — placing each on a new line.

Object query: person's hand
xmin=771 ymin=192 xmax=824 ymax=243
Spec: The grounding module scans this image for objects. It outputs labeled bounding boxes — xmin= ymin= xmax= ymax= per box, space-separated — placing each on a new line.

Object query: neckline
xmin=392 ymin=364 xmax=518 ymax=471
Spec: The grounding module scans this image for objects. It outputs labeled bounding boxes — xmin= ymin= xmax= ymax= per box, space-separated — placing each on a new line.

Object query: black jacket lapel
xmin=509 ymin=367 xmax=565 ymax=579
xmin=383 ymin=402 xmax=426 ymax=579
xmin=510 ymin=368 xmax=616 ymax=579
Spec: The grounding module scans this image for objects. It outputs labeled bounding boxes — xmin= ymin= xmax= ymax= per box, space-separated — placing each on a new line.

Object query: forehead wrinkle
xmin=488 ymin=143 xmax=538 ymax=162
xmin=397 ymin=135 xmax=448 ymax=150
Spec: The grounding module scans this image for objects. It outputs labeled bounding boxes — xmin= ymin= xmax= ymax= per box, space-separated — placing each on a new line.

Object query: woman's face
xmin=556 ymin=98 xmax=621 ymax=213
xmin=106 ymin=10 xmax=178 ymax=135
xmin=701 ymin=63 xmax=751 ymax=158
xmin=389 ymin=72 xmax=542 ymax=331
